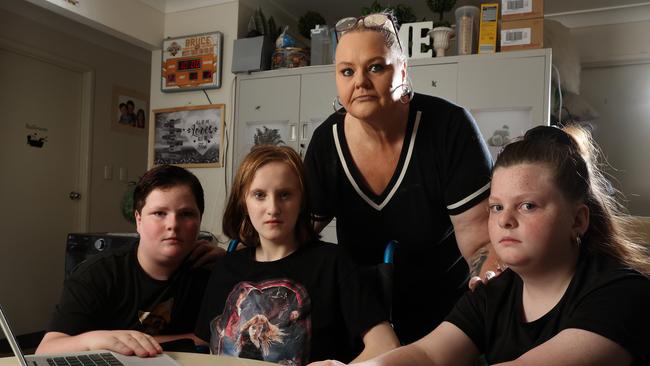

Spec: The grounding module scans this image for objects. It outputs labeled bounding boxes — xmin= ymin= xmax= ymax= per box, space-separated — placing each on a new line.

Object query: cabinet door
xmin=235 ymin=75 xmax=301 ymax=167
xmin=409 ymin=62 xmax=458 ymax=102
xmin=458 ymin=56 xmax=547 ymax=128
xmin=299 ymin=71 xmax=338 ymax=243
xmin=299 ymin=71 xmax=337 ymax=156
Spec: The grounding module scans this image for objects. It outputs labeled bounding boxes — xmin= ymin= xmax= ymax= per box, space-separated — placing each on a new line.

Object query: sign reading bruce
xmin=161 ymin=32 xmax=223 ymax=92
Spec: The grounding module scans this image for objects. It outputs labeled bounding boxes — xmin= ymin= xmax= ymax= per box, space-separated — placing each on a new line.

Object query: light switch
xmin=104 ymin=165 xmax=113 ymax=180
xmin=119 ymin=167 xmax=127 ymax=181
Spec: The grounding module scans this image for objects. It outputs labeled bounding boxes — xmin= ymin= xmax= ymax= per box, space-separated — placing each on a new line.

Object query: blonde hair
xmin=237 ymin=314 xmax=285 ymax=356
xmin=337 ymin=11 xmax=406 ymax=63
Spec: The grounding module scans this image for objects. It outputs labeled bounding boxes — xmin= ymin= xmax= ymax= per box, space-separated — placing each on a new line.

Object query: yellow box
xmin=478 ymin=3 xmax=499 ymax=54
xmin=500 ymin=18 xmax=544 ymax=52
xmin=501 ymin=0 xmax=544 ymax=21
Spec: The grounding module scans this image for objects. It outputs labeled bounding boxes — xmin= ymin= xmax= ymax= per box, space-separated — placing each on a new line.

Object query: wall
xmin=25 ymin=0 xmax=165 ymax=49
xmin=571 ymin=20 xmax=650 ymax=215
xmin=149 ymin=1 xmax=239 ymax=241
xmin=0 ymin=0 xmax=150 ymax=334
xmin=0 ymin=1 xmax=150 ymax=231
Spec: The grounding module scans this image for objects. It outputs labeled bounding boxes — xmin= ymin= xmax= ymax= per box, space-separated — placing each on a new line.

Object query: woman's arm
xmin=450 ymin=199 xmax=501 ymax=287
xmin=350 ymin=322 xmax=400 ymax=363
xmin=36 ymin=330 xmax=162 ymax=357
xmin=311 ymin=322 xmax=479 ymax=366
xmin=494 ymin=328 xmax=633 ymax=366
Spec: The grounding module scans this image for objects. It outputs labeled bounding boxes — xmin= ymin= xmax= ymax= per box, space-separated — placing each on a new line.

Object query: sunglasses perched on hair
xmin=335 ymin=14 xmax=402 ymax=52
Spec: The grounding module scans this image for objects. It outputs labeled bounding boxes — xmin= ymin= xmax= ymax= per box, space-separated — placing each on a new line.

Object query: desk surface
xmin=0 ymin=352 xmax=277 ymax=366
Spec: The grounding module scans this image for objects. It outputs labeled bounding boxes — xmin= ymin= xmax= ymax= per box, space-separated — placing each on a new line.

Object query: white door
xmin=0 ymin=48 xmax=84 ymax=335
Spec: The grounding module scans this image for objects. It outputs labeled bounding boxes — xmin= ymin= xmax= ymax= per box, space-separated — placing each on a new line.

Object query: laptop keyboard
xmin=46 ymin=353 xmax=124 ymax=366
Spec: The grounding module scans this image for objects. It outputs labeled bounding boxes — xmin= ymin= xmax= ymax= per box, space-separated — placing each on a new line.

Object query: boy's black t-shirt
xmin=48 ymin=244 xmax=209 ymax=336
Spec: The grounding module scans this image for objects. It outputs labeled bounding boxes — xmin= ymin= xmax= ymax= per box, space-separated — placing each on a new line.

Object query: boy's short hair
xmin=133 ymin=164 xmax=204 ymax=216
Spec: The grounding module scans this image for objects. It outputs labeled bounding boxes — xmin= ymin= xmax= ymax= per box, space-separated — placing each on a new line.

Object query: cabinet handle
xmin=300 ymin=122 xmax=308 ymax=140
xmin=255 ymin=105 xmax=261 ymax=110
xmin=289 ymin=124 xmax=297 ymax=141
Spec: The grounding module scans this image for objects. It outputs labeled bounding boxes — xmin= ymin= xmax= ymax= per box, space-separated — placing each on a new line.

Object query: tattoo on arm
xmin=469 ymin=246 xmax=489 ymax=277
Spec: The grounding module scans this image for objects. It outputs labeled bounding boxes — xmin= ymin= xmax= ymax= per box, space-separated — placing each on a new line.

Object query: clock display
xmin=177 ymin=59 xmax=201 ymax=71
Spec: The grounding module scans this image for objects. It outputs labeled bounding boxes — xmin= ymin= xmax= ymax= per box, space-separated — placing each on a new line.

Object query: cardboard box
xmin=501 ymin=0 xmax=544 ymax=21
xmin=478 ymin=3 xmax=499 ymax=54
xmin=500 ymin=18 xmax=544 ymax=52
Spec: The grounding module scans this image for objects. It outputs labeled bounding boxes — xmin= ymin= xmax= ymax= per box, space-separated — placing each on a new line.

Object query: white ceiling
xmin=139 ymin=0 xmax=650 ymax=21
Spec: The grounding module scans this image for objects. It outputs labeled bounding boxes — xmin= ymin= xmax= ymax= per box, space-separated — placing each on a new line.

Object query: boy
xmin=37 ymin=165 xmax=221 ymax=357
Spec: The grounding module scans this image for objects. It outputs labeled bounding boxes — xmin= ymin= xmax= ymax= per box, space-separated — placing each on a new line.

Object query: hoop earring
xmin=393 ymin=77 xmax=414 ymax=104
xmin=400 ymin=83 xmax=414 ymax=104
xmin=332 ymin=96 xmax=346 ymax=115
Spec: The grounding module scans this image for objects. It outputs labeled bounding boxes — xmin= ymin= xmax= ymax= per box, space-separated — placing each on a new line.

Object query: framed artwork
xmin=111 ymin=86 xmax=148 ymax=134
xmin=161 ymin=31 xmax=223 ymax=92
xmin=151 ymin=104 xmax=225 ymax=168
xmin=234 ymin=120 xmax=291 ymax=169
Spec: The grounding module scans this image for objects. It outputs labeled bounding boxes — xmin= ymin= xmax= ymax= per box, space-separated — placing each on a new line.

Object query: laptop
xmin=0 ymin=304 xmax=181 ymax=366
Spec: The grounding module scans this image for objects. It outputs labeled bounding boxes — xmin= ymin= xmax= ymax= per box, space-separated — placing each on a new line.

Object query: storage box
xmin=501 ymin=0 xmax=544 ymax=21
xmin=500 ymin=18 xmax=544 ymax=52
xmin=478 ymin=3 xmax=499 ymax=54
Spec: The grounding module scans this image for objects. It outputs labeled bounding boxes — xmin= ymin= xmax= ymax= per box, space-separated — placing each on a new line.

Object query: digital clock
xmin=178 ymin=59 xmax=201 ymax=71
xmin=161 ymin=31 xmax=223 ymax=92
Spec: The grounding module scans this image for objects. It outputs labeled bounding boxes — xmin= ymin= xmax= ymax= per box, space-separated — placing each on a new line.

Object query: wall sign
xmin=161 ymin=32 xmax=223 ymax=92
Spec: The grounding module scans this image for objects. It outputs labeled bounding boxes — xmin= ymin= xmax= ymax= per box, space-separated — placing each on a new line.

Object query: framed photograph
xmin=111 ymin=86 xmax=148 ymax=134
xmin=150 ymin=104 xmax=225 ymax=168
xmin=161 ymin=31 xmax=223 ymax=92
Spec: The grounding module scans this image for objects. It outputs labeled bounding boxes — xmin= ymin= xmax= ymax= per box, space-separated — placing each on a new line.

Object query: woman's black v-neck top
xmin=304 ymin=93 xmax=493 ymax=343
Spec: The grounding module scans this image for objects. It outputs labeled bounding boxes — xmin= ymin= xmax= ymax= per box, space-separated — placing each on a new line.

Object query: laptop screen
xmin=0 ymin=305 xmax=29 ymax=366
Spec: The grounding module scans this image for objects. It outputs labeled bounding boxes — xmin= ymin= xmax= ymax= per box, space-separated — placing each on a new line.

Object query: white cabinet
xmin=235 ymin=75 xmax=301 ymax=169
xmin=408 ymin=62 xmax=458 ymax=102
xmin=233 ymin=49 xmax=552 ymax=243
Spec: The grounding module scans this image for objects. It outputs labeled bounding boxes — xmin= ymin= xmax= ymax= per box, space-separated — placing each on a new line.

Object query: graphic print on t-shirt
xmin=138 ymin=298 xmax=173 ymax=334
xmin=209 ymin=279 xmax=311 ymax=365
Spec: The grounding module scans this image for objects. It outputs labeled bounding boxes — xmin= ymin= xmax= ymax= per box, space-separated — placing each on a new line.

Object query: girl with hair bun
xmin=311 ymin=125 xmax=650 ymax=366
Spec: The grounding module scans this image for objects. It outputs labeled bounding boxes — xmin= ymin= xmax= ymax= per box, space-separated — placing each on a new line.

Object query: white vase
xmin=429 ymin=26 xmax=455 ymax=57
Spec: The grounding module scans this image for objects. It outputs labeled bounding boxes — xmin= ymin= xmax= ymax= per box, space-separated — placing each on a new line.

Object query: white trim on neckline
xmin=333 ymin=111 xmax=422 ymax=211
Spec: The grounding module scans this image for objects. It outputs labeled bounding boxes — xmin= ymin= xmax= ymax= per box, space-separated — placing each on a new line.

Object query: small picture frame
xmin=111 ymin=86 xmax=148 ymax=134
xmin=150 ymin=104 xmax=225 ymax=168
xmin=161 ymin=31 xmax=223 ymax=92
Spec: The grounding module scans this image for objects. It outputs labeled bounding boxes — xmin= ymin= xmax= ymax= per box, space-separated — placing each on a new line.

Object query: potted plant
xmin=298 ymin=11 xmax=326 ymax=40
xmin=426 ymin=0 xmax=456 ymax=56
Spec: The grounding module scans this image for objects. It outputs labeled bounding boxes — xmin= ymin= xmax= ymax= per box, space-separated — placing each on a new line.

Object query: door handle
xmin=69 ymin=191 xmax=81 ymax=200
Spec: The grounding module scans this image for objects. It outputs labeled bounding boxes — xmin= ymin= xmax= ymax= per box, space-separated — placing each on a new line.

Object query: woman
xmin=195 ymin=145 xmax=399 ymax=365
xmin=304 ymin=12 xmax=496 ymax=343
xmin=310 ymin=125 xmax=650 ymax=366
